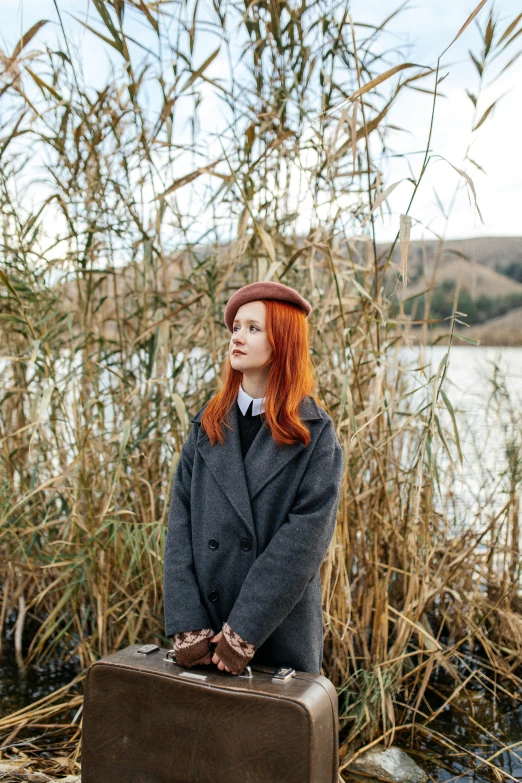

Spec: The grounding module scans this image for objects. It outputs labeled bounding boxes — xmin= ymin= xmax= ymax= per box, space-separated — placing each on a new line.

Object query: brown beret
xmin=224 ymin=281 xmax=312 ymax=333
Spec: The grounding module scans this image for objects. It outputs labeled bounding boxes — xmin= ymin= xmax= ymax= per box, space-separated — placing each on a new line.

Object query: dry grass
xmin=1 ymin=1 xmax=522 ymax=779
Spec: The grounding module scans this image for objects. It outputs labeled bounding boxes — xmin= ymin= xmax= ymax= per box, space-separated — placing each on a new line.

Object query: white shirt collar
xmin=237 ymin=382 xmax=266 ymax=416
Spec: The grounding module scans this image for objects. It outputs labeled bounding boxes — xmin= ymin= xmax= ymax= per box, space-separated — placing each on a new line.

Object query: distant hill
xmin=53 ymin=235 xmax=522 ymax=346
xmin=396 ymin=257 xmax=522 ymax=301
xmin=378 ymin=236 xmax=522 ymax=280
xmin=425 ymin=307 xmax=522 ymax=347
xmin=468 ymin=306 xmax=522 ymax=345
xmin=380 ymin=237 xmax=522 ymax=345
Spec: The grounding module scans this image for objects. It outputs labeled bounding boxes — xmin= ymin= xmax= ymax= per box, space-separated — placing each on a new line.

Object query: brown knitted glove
xmin=172 ymin=627 xmax=214 ymax=667
xmin=214 ymin=622 xmax=257 ymax=675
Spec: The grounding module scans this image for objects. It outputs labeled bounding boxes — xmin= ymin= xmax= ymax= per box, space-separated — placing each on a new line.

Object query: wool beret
xmin=224 ymin=281 xmax=312 ymax=333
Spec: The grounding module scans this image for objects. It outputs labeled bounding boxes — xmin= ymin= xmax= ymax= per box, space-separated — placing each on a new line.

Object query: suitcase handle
xmin=163 ymin=649 xmax=295 ymax=681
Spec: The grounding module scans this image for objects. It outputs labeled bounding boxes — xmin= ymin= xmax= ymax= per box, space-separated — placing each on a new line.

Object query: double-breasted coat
xmin=163 ymin=395 xmax=344 ymax=674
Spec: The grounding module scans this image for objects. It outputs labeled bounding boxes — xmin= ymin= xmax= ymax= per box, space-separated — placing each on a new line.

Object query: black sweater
xmin=236 ymin=399 xmax=264 ymax=459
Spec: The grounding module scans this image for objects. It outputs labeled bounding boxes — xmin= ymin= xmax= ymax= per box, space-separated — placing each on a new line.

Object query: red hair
xmin=201 ymin=299 xmax=327 ymax=448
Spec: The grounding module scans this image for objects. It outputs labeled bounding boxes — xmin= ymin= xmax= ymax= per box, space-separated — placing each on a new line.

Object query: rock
xmin=0 ymin=766 xmax=79 ymax=783
xmin=0 ymin=764 xmax=22 ymax=774
xmin=349 ymin=746 xmax=427 ymax=783
xmin=0 ymin=771 xmax=52 ymax=782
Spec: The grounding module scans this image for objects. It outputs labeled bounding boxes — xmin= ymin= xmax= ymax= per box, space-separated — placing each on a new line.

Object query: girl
xmin=163 ymin=281 xmax=344 ymax=675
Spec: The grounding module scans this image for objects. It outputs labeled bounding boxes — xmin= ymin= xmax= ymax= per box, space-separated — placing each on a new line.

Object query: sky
xmin=359 ymin=0 xmax=522 ymax=242
xmin=1 ymin=0 xmax=521 ymax=246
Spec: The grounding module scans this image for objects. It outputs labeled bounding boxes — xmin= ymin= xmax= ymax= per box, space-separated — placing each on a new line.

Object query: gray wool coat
xmin=163 ymin=395 xmax=344 ymax=674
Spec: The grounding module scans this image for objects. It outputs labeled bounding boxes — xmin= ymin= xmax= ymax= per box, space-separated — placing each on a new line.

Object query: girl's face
xmin=230 ymin=300 xmax=272 ymax=373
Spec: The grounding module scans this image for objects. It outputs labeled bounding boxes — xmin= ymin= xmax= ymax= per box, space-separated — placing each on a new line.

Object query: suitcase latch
xmin=272 ymin=667 xmax=295 ymax=682
xmin=179 ymin=671 xmax=208 ymax=681
xmin=136 ymin=644 xmax=160 ymax=655
xmin=164 ymin=651 xmax=209 ymax=679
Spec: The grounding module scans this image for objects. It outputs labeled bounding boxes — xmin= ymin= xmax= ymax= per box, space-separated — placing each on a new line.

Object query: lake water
xmin=396 ymin=345 xmax=522 ymax=526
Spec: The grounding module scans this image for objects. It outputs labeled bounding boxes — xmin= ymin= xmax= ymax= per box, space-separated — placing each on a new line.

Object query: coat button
xmin=208 ymin=590 xmax=219 ymax=602
xmin=240 ymin=538 xmax=252 ymax=551
xmin=208 ymin=538 xmax=219 ymax=549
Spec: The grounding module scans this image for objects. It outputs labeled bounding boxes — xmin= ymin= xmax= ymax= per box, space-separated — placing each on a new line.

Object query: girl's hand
xmin=171 ymin=628 xmax=213 ymax=667
xmin=211 ymin=624 xmax=256 ymax=675
xmin=210 ymin=630 xmax=232 ymax=672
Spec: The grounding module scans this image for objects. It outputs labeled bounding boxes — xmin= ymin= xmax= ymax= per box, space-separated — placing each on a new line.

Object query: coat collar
xmin=190 ymin=396 xmax=323 ymax=539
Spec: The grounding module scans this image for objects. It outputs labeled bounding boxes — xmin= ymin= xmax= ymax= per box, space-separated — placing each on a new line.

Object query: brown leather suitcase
xmin=81 ymin=643 xmax=339 ymax=783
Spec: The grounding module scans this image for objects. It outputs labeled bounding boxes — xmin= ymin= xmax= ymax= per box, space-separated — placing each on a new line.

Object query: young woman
xmin=163 ymin=280 xmax=344 ymax=675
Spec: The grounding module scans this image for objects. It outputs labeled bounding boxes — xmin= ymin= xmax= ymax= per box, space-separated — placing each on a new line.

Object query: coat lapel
xmin=191 ymin=396 xmax=323 ymax=538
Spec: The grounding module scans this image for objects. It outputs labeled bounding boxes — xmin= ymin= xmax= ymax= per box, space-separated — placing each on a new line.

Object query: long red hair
xmin=201 ymin=298 xmax=327 ymax=448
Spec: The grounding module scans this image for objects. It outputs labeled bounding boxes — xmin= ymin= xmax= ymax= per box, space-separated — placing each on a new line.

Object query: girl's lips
xmin=232 ymin=350 xmax=245 ymax=355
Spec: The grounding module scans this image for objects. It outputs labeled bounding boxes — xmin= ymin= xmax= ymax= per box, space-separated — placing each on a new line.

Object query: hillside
xmin=382 ymin=237 xmax=522 ymax=345
xmin=396 ymin=257 xmax=522 ymax=301
xmin=378 ymin=236 xmax=522 ymax=280
xmin=53 ymin=236 xmax=522 ymax=346
xmin=425 ymin=307 xmax=522 ymax=347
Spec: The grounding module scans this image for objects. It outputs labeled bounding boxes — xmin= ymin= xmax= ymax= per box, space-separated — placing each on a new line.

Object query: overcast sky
xmin=1 ymin=0 xmax=521 ymax=244
xmin=359 ymin=0 xmax=522 ymax=242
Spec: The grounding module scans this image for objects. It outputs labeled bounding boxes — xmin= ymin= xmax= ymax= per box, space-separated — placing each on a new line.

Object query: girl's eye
xmin=233 ymin=325 xmax=259 ymax=332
